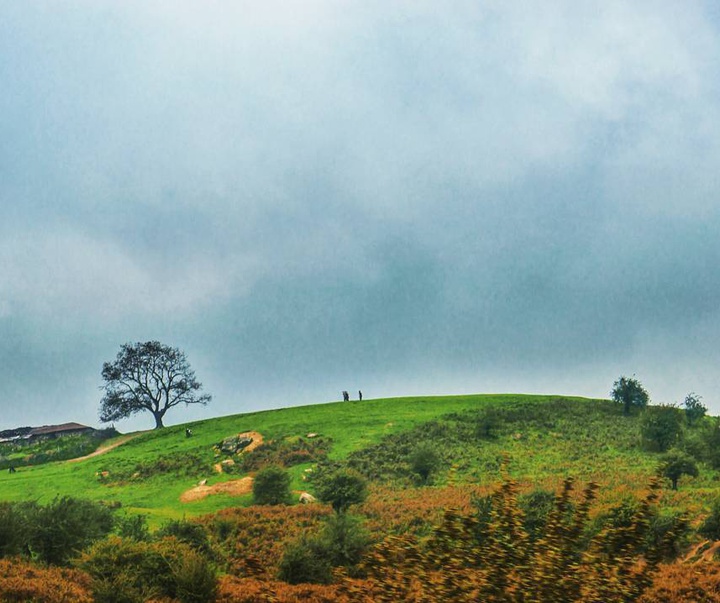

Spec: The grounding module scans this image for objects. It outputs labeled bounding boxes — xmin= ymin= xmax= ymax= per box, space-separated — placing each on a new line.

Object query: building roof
xmin=28 ymin=422 xmax=94 ymax=436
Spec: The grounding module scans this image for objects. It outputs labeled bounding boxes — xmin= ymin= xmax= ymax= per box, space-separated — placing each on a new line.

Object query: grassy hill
xmin=0 ymin=393 xmax=714 ymax=527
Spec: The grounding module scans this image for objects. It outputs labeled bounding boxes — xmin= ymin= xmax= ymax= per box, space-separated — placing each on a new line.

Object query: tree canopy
xmin=99 ymin=341 xmax=210 ymax=429
xmin=611 ymin=375 xmax=649 ymax=416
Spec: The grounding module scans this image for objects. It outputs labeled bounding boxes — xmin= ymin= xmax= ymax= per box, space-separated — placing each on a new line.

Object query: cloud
xmin=1 ymin=1 xmax=720 ymax=429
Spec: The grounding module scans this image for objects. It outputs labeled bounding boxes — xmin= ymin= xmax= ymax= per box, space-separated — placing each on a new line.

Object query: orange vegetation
xmin=0 ymin=558 xmax=93 ymax=603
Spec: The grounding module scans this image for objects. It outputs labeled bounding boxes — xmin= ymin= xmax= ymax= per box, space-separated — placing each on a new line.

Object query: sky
xmin=2 ymin=1 xmax=720 ymax=432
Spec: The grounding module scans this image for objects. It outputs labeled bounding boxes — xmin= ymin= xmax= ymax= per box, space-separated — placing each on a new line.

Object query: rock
xmin=306 ymin=432 xmax=319 ymax=438
xmin=299 ymin=492 xmax=316 ymax=504
xmin=220 ymin=435 xmax=254 ymax=455
xmin=198 ymin=479 xmax=208 ymax=486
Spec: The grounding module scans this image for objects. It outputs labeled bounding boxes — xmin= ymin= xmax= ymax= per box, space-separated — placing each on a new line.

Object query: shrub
xmin=349 ymin=477 xmax=673 ymax=602
xmin=77 ymin=536 xmax=217 ymax=603
xmin=278 ymin=537 xmax=333 ymax=585
xmin=27 ymin=497 xmax=115 ymax=565
xmin=0 ymin=558 xmax=93 ymax=603
xmin=519 ymin=489 xmax=560 ymax=542
xmin=253 ymin=465 xmax=292 ymax=506
xmin=0 ymin=502 xmax=31 ymax=558
xmin=157 ymin=519 xmax=213 ymax=556
xmin=318 ymin=513 xmax=369 ymax=570
xmin=409 ymin=445 xmax=441 ymax=485
xmin=115 ymin=514 xmax=150 ymax=541
xmin=315 ymin=469 xmax=367 ymax=513
xmin=278 ymin=514 xmax=369 ymax=584
xmin=640 ymin=405 xmax=683 ymax=452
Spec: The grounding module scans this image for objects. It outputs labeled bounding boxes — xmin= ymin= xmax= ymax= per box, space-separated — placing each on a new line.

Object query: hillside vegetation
xmin=2 ymin=393 xmax=720 ymax=602
xmin=0 ymin=394 xmax=715 ymax=519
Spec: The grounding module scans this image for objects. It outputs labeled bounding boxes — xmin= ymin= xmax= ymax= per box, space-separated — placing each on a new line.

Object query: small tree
xmin=252 ymin=466 xmax=292 ymax=506
xmin=315 ymin=469 xmax=368 ymax=514
xmin=684 ymin=392 xmax=707 ymax=426
xmin=659 ymin=451 xmax=699 ymax=490
xmin=100 ymin=341 xmax=211 ymax=429
xmin=611 ymin=375 xmax=649 ymax=416
xmin=640 ymin=404 xmax=683 ymax=452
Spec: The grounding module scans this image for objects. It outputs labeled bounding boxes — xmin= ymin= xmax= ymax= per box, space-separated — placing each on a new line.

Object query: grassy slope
xmin=0 ymin=394 xmax=713 ymax=524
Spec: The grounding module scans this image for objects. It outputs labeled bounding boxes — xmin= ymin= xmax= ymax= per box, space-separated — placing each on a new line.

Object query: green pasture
xmin=0 ymin=394 xmax=715 ymax=524
xmin=0 ymin=395 xmax=502 ymax=522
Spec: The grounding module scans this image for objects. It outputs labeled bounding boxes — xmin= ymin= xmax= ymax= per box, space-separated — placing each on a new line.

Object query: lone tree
xmin=683 ymin=392 xmax=707 ymax=426
xmin=611 ymin=375 xmax=649 ymax=416
xmin=315 ymin=469 xmax=368 ymax=514
xmin=659 ymin=450 xmax=699 ymax=490
xmin=100 ymin=341 xmax=211 ymax=429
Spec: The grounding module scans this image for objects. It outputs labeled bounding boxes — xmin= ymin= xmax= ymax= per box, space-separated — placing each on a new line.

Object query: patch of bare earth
xmin=184 ymin=431 xmax=264 ymax=503
xmin=180 ymin=476 xmax=254 ymax=503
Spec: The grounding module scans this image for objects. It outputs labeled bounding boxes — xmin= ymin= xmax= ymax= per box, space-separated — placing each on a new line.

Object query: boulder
xmin=220 ymin=435 xmax=254 ymax=455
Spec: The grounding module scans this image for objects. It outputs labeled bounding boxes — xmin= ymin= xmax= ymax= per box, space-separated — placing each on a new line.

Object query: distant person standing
xmin=358 ymin=390 xmax=363 ymax=401
xmin=342 ymin=390 xmax=349 ymax=402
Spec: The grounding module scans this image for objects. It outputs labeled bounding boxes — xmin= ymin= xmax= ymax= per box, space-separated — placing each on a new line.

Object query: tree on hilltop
xmin=99 ymin=341 xmax=210 ymax=429
xmin=611 ymin=375 xmax=649 ymax=416
xmin=683 ymin=392 xmax=707 ymax=426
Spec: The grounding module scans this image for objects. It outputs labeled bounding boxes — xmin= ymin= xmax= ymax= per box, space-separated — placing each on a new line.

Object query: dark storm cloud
xmin=1 ymin=1 xmax=720 ymax=430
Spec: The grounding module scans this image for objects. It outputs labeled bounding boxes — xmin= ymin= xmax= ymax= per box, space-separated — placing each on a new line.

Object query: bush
xmin=115 ymin=514 xmax=150 ymax=541
xmin=278 ymin=514 xmax=369 ymax=584
xmin=77 ymin=536 xmax=217 ymax=603
xmin=0 ymin=502 xmax=31 ymax=558
xmin=27 ymin=497 xmax=115 ymax=565
xmin=519 ymin=489 xmax=560 ymax=542
xmin=0 ymin=558 xmax=93 ymax=603
xmin=318 ymin=513 xmax=369 ymax=569
xmin=278 ymin=537 xmax=333 ymax=585
xmin=253 ymin=466 xmax=292 ymax=506
xmin=640 ymin=405 xmax=683 ymax=452
xmin=409 ymin=445 xmax=441 ymax=485
xmin=315 ymin=469 xmax=367 ymax=513
xmin=352 ymin=477 xmax=673 ymax=602
xmin=157 ymin=519 xmax=213 ymax=556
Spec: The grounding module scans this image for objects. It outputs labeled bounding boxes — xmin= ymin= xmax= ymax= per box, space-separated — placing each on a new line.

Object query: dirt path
xmin=67 ymin=433 xmax=142 ymax=463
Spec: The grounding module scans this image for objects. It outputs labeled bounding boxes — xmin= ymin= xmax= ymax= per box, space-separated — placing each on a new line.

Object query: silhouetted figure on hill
xmin=342 ymin=390 xmax=349 ymax=402
xmin=358 ymin=390 xmax=363 ymax=401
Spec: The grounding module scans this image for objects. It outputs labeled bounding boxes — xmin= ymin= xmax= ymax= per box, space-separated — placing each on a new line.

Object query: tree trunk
xmin=671 ymin=478 xmax=678 ymax=490
xmin=153 ymin=413 xmax=165 ymax=429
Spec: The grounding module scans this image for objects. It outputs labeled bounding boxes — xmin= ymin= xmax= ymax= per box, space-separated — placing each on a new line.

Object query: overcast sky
xmin=2 ymin=1 xmax=720 ymax=432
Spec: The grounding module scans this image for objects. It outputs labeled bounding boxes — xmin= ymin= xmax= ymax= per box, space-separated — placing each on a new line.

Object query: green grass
xmin=0 ymin=394 xmax=714 ymax=524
